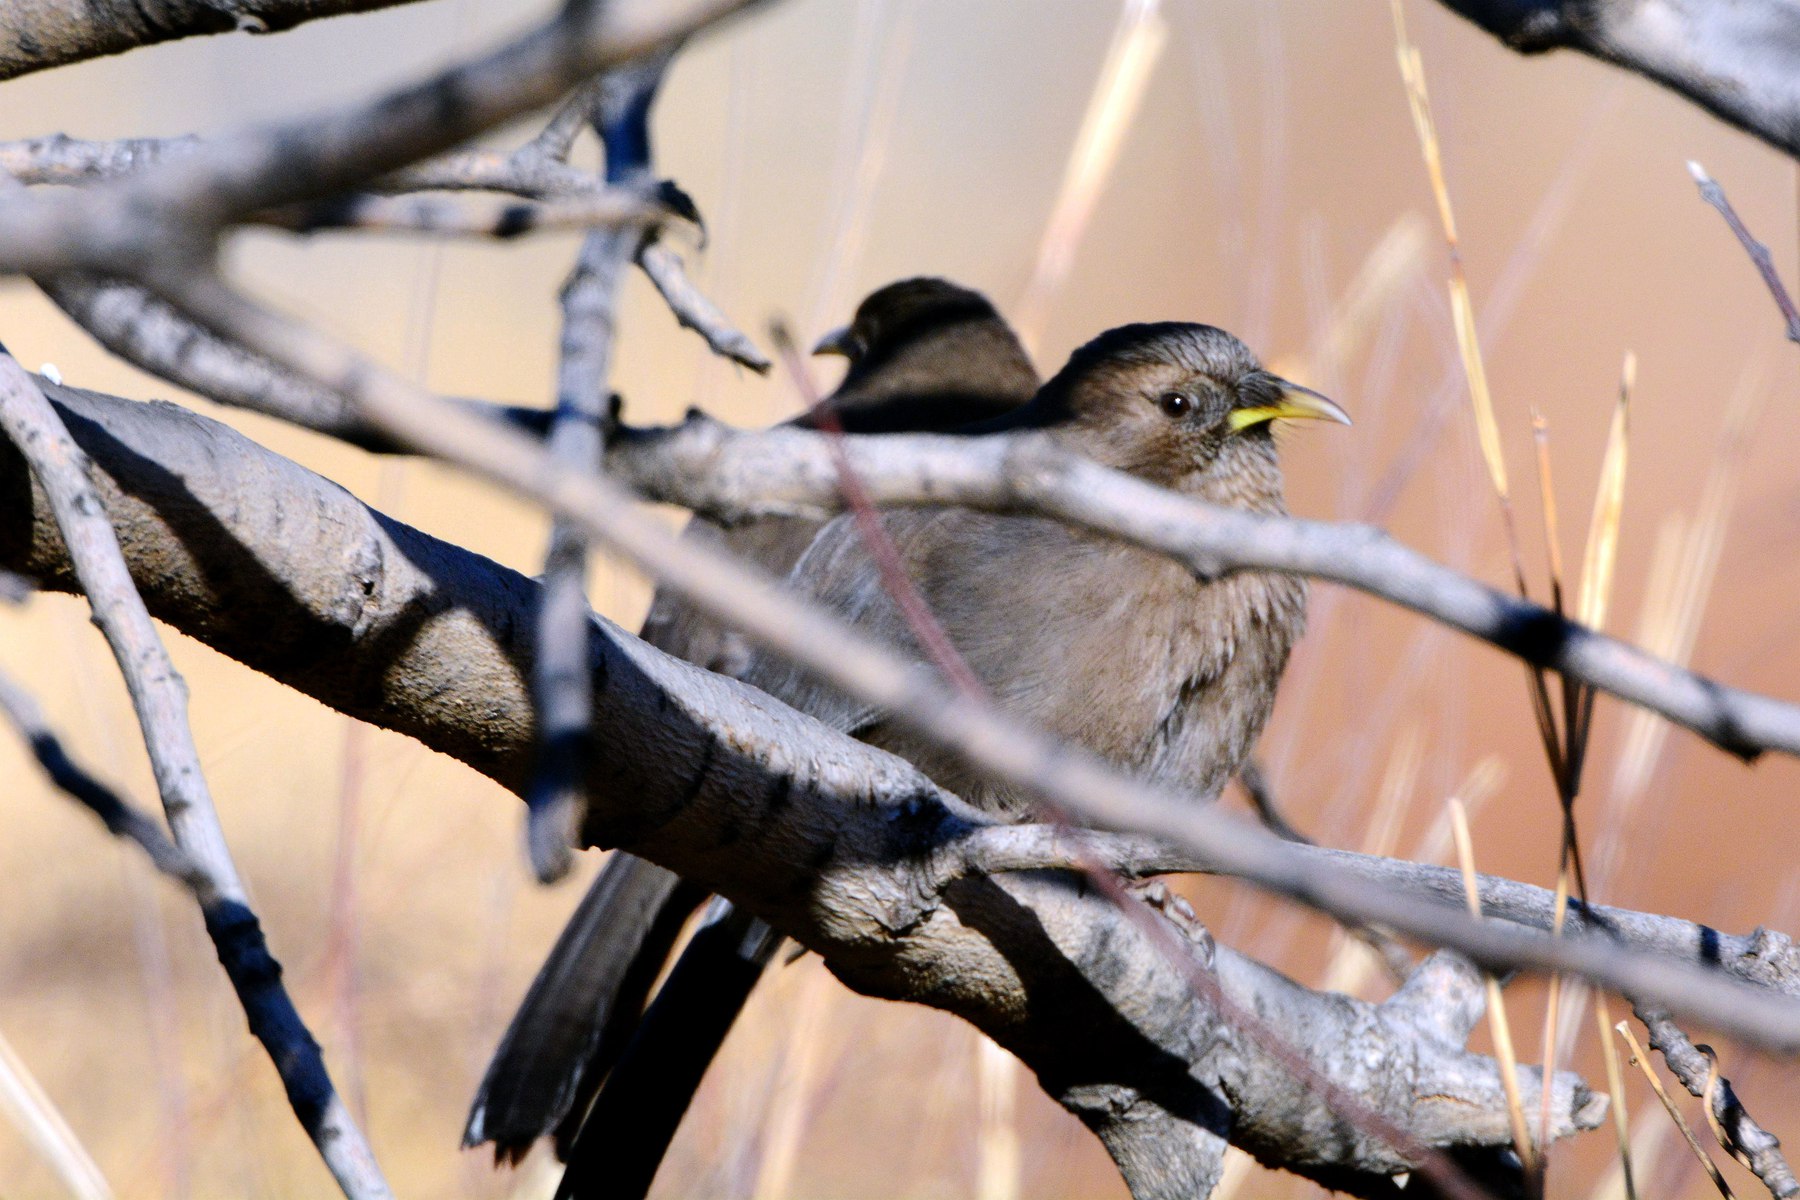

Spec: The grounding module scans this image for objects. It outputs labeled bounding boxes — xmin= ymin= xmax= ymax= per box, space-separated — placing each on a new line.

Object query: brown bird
xmin=544 ymin=321 xmax=1343 ymax=1200
xmin=743 ymin=321 xmax=1347 ymax=814
xmin=465 ymin=278 xmax=1040 ymax=1180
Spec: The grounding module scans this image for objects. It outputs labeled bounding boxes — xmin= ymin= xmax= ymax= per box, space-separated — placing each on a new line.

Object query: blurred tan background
xmin=3 ymin=0 xmax=1799 ymax=1196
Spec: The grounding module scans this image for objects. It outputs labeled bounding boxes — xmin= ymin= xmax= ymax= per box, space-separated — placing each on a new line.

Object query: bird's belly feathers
xmin=952 ymin=532 xmax=1304 ymax=807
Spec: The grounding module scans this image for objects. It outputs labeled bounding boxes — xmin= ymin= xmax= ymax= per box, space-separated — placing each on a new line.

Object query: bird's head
xmin=812 ymin=277 xmax=1002 ymax=367
xmin=802 ymin=277 xmax=1038 ymax=434
xmin=1034 ymin=322 xmax=1348 ymax=500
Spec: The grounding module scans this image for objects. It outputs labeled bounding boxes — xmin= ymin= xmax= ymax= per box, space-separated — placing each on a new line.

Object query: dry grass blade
xmin=1390 ymin=0 xmax=1509 ymax=505
xmin=1536 ymin=862 xmax=1578 ymax=1186
xmin=1449 ymin=798 xmax=1536 ymax=1174
xmin=1532 ymin=411 xmax=1568 ymax=609
xmin=1593 ymin=994 xmax=1638 ymax=1200
xmin=1534 ymin=355 xmax=1635 ymax=1158
xmin=1615 ymin=1022 xmax=1734 ymax=1198
xmin=748 ymin=968 xmax=837 ymax=1200
xmin=806 ymin=2 xmax=915 ymax=334
xmin=1577 ymin=353 xmax=1634 ymax=634
xmin=0 ymin=1025 xmax=113 ymax=1200
xmin=1014 ymin=0 xmax=1169 ymax=348
xmin=976 ymin=1038 xmax=1023 ymax=1200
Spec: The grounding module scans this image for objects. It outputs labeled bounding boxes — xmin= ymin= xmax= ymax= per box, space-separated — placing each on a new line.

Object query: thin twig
xmin=1689 ymin=161 xmax=1800 ymax=344
xmin=597 ymin=413 xmax=1800 ymax=763
xmin=637 ymin=240 xmax=769 ymax=371
xmin=1637 ymin=1005 xmax=1797 ymax=1198
xmin=0 ymin=664 xmax=201 ymax=887
xmin=0 ymin=0 xmax=766 ymax=274
xmin=524 ymin=52 xmax=671 ymax=882
xmin=0 ymin=350 xmax=392 ymax=1199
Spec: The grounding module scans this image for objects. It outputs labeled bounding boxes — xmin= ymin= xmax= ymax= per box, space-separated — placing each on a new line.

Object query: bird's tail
xmin=552 ymin=900 xmax=782 ymax=1200
xmin=464 ymin=852 xmax=706 ymax=1162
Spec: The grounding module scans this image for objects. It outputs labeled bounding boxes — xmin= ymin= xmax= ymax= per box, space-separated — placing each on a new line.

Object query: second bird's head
xmin=1034 ymin=322 xmax=1349 ymax=496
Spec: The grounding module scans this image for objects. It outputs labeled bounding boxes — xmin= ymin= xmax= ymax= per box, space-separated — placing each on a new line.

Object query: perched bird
xmin=465 ymin=279 xmax=1040 ymax=1181
xmin=550 ymin=321 xmax=1342 ymax=1200
xmin=744 ymin=322 xmax=1348 ymax=815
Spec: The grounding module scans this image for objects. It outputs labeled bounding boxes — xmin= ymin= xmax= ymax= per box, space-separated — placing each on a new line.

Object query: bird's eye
xmin=1156 ymin=391 xmax=1194 ymax=419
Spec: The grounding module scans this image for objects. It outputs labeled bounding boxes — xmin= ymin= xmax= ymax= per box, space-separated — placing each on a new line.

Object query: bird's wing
xmin=639 ymin=514 xmax=831 ymax=675
xmin=738 ymin=509 xmax=948 ymax=736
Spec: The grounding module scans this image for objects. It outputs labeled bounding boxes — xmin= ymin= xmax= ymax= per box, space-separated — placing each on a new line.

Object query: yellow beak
xmin=1228 ymin=378 xmax=1352 ymax=432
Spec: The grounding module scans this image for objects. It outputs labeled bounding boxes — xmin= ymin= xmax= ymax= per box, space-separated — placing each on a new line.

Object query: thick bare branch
xmin=135 ymin=268 xmax=1800 ymax=1064
xmin=1428 ymin=0 xmax=1800 ymax=159
xmin=0 ymin=355 xmax=389 ymax=1198
xmin=0 ymin=0 xmax=431 ymax=81
xmin=10 ymin=370 xmax=1800 ymax=1063
xmin=0 ymin=380 xmax=1608 ymax=1195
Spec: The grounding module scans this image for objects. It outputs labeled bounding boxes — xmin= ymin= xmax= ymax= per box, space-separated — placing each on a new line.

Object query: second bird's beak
xmin=1228 ymin=377 xmax=1352 ymax=432
xmin=812 ymin=326 xmax=861 ymax=359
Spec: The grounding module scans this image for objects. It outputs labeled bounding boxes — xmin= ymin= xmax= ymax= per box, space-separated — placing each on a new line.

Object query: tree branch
xmin=1428 ymin=0 xmax=1800 ymax=159
xmin=0 ymin=0 xmax=766 ymax=274
xmin=0 ymin=379 xmax=1610 ymax=1196
xmin=131 ymin=266 xmax=1800 ymax=1063
xmin=525 ymin=53 xmax=673 ymax=881
xmin=0 ymin=0 xmax=433 ymax=81
xmin=1636 ymin=1005 xmax=1797 ymax=1199
xmin=0 ymin=661 xmax=202 ymax=888
xmin=37 ymin=273 xmax=552 ymax=450
xmin=0 ymin=355 xmax=390 ymax=1198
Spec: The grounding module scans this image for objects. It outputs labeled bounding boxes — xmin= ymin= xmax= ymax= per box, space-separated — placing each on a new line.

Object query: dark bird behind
xmin=464 ymin=279 xmax=1040 ymax=1190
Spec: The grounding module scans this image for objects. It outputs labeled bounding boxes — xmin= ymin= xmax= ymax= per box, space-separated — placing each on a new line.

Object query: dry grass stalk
xmin=1592 ymin=993 xmax=1639 ymax=1200
xmin=806 ymin=2 xmax=916 ymax=336
xmin=1389 ymin=0 xmax=1508 ymax=507
xmin=1615 ymin=1022 xmax=1734 ymax=1198
xmin=0 ymin=1025 xmax=113 ymax=1200
xmin=1449 ymin=798 xmax=1536 ymax=1173
xmin=749 ymin=967 xmax=839 ymax=1200
xmin=1535 ymin=352 xmax=1634 ymax=1166
xmin=1269 ymin=211 xmax=1431 ymax=387
xmin=1577 ymin=354 xmax=1635 ymax=634
xmin=1586 ymin=1109 xmax=1674 ymax=1200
